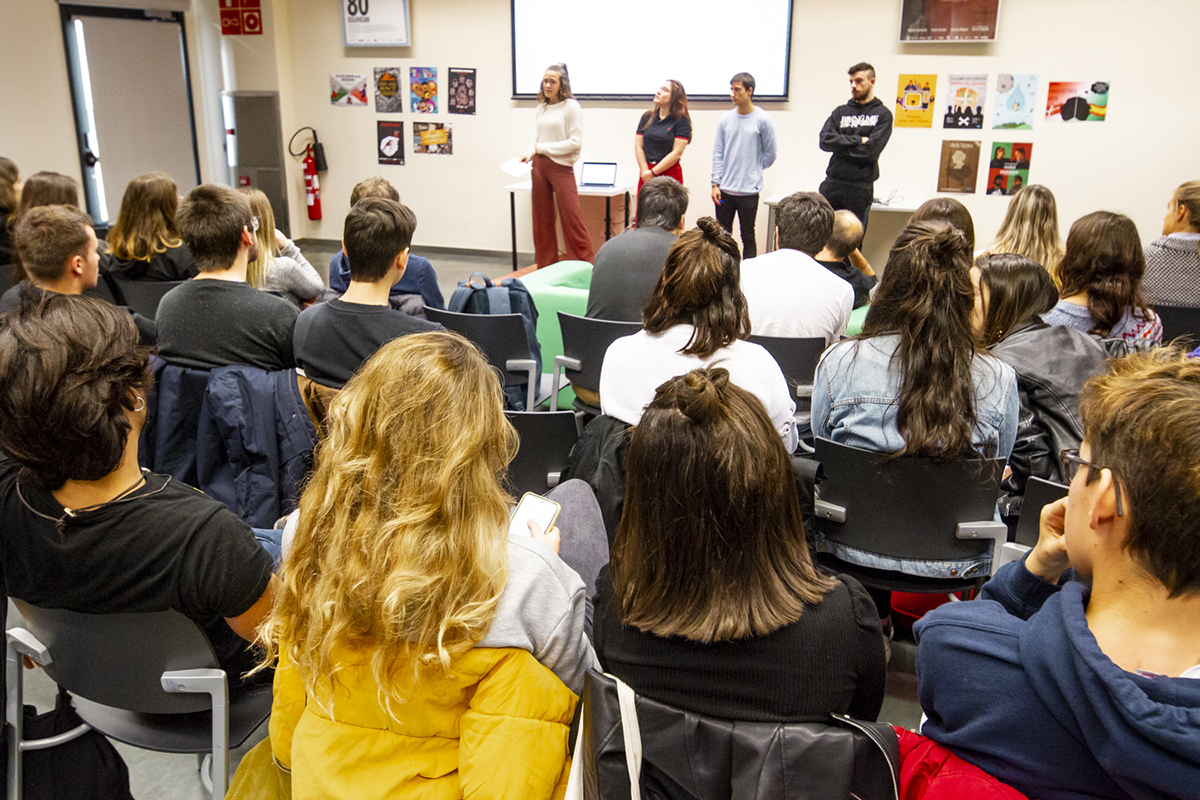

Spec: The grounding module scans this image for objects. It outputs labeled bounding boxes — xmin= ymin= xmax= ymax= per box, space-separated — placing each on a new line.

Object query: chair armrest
xmin=7 ymin=628 xmax=50 ymax=667
xmin=795 ymin=383 xmax=814 ymax=400
xmin=814 ymin=499 xmax=846 ymax=523
xmin=550 ymin=356 xmax=581 ymax=412
xmin=505 ymin=358 xmax=538 ymax=411
xmin=995 ymin=542 xmax=1030 ymax=573
xmin=955 ymin=521 xmax=1009 ymax=575
xmin=161 ymin=668 xmax=227 ymax=695
xmin=547 ymin=471 xmax=561 ymax=488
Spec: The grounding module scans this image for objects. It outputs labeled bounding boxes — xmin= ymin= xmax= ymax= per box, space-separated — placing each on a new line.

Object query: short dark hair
xmin=636 ymin=177 xmax=689 ymax=231
xmin=1056 ymin=211 xmax=1148 ymax=337
xmin=911 ymin=197 xmax=976 ymax=253
xmin=731 ymin=72 xmax=755 ymax=95
xmin=848 ymin=62 xmax=875 ymax=79
xmin=825 ymin=210 xmax=864 ymax=260
xmin=350 ymin=176 xmax=399 ymax=207
xmin=343 ymin=198 xmax=417 ymax=283
xmin=643 ymin=217 xmax=749 ymax=358
xmin=775 ymin=192 xmax=834 ymax=255
xmin=1081 ymin=348 xmax=1200 ymax=596
xmin=975 ymin=253 xmax=1058 ymax=347
xmin=175 ymin=184 xmax=252 ymax=272
xmin=13 ymin=206 xmax=92 ymax=284
xmin=0 ymin=294 xmax=151 ymax=490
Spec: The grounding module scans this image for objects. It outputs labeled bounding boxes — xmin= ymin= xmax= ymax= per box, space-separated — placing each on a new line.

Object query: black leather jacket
xmin=990 ymin=318 xmax=1108 ymax=517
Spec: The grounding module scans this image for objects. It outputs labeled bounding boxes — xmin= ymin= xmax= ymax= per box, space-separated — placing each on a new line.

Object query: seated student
xmin=326 ymin=177 xmax=445 ymax=310
xmin=978 ymin=184 xmax=1065 ymax=283
xmin=261 ymin=332 xmax=601 ymax=799
xmin=740 ymin=191 xmax=853 ymax=344
xmin=3 ymin=170 xmax=78 ymax=283
xmin=156 ymin=184 xmax=298 ymax=371
xmin=1042 ymin=211 xmax=1162 ymax=342
xmin=293 ymin=198 xmax=443 ymax=389
xmin=0 ymin=156 xmax=19 ymax=269
xmin=586 ymin=176 xmax=688 ymax=322
xmin=1142 ymin=180 xmax=1200 ymax=307
xmin=103 ymin=172 xmax=198 ymax=281
xmin=0 ymin=293 xmax=278 ymax=685
xmin=594 ymin=368 xmax=885 ymax=721
xmin=910 ymin=196 xmax=976 ymax=252
xmin=242 ymin=188 xmax=323 ymax=306
xmin=815 ymin=209 xmax=876 ymax=309
xmin=915 ymin=349 xmax=1200 ymax=800
xmin=600 ymin=217 xmax=797 ymax=451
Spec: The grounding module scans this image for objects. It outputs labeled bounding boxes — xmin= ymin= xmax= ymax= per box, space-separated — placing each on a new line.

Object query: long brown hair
xmin=612 ymin=368 xmax=835 ymax=642
xmin=642 ymin=217 xmax=749 ymax=358
xmin=106 ymin=172 xmax=183 ymax=261
xmin=980 ymin=184 xmax=1065 ymax=284
xmin=640 ymin=79 xmax=691 ymax=130
xmin=862 ymin=220 xmax=984 ymax=461
xmin=1056 ymin=211 xmax=1150 ymax=338
xmin=975 ymin=253 xmax=1059 ymax=347
xmin=7 ymin=171 xmax=79 ymax=282
xmin=0 ymin=158 xmax=19 ymax=215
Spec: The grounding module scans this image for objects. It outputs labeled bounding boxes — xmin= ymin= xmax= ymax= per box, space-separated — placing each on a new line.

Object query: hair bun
xmin=695 ymin=216 xmax=725 ymax=240
xmin=675 ymin=367 xmax=730 ymax=423
xmin=927 ymin=223 xmax=968 ymax=258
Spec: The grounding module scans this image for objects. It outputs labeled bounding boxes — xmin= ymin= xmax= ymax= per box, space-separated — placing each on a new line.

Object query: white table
xmin=762 ymin=192 xmax=919 ymax=254
xmin=505 ymin=180 xmax=634 ymax=270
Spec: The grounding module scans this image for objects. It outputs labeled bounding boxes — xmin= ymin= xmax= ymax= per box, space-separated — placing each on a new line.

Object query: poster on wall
xmin=374 ymin=68 xmax=404 ymax=113
xmin=992 ymin=73 xmax=1038 ymax=129
xmin=900 ymin=0 xmax=1001 ymax=41
xmin=410 ymin=67 xmax=438 ymax=114
xmin=986 ymin=141 xmax=1031 ymax=195
xmin=342 ymin=0 xmax=411 ymax=47
xmin=937 ymin=140 xmax=981 ymax=194
xmin=330 ymin=73 xmax=368 ymax=106
xmin=895 ymin=74 xmax=938 ymax=128
xmin=413 ymin=122 xmax=452 ymax=154
xmin=448 ymin=68 xmax=477 ymax=115
xmin=378 ymin=121 xmax=404 ymax=165
xmin=943 ymin=74 xmax=987 ymax=129
xmin=1046 ymin=81 xmax=1109 ymax=122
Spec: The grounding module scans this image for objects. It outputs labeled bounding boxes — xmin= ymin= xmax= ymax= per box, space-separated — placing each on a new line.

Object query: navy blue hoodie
xmin=914 ymin=559 xmax=1200 ymax=800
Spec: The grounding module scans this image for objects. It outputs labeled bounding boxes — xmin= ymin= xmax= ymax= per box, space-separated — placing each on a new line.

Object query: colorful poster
xmin=448 ymin=68 xmax=477 ymax=115
xmin=374 ymin=68 xmax=403 ymax=113
xmin=993 ymin=73 xmax=1039 ymax=129
xmin=330 ymin=73 xmax=368 ymax=106
xmin=413 ymin=122 xmax=452 ymax=154
xmin=1046 ymin=81 xmax=1109 ymax=123
xmin=937 ymin=140 xmax=981 ymax=194
xmin=895 ymin=74 xmax=937 ymax=128
xmin=900 ymin=0 xmax=1000 ymax=41
xmin=410 ymin=67 xmax=438 ymax=114
xmin=943 ymin=74 xmax=987 ymax=129
xmin=377 ymin=121 xmax=404 ymax=165
xmin=986 ymin=141 xmax=1032 ymax=196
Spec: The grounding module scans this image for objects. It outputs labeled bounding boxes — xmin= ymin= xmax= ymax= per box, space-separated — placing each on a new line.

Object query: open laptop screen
xmin=580 ymin=162 xmax=617 ymax=186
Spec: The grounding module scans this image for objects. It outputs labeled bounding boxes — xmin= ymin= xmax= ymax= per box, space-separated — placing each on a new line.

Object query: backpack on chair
xmin=448 ymin=273 xmax=543 ymax=410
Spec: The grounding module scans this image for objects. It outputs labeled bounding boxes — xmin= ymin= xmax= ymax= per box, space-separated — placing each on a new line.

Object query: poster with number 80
xmin=342 ymin=0 xmax=411 ymax=47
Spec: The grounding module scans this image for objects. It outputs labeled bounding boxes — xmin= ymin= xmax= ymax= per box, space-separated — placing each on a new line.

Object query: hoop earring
xmin=133 ymin=396 xmax=146 ymax=413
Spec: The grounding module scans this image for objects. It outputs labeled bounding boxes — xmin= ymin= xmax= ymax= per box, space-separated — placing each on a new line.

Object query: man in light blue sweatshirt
xmin=711 ymin=72 xmax=777 ymax=259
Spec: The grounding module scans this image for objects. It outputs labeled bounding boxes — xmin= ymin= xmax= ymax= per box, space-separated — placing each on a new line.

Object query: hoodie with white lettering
xmin=819 ymin=97 xmax=893 ymax=186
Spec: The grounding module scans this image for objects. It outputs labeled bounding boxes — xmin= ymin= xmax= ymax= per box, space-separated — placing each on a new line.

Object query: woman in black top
xmin=634 ymin=80 xmax=692 ymax=193
xmin=105 ymin=172 xmax=197 ymax=281
xmin=593 ymin=367 xmax=885 ymax=722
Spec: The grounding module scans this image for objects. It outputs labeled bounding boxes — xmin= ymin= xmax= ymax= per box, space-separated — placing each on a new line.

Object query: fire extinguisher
xmin=303 ymin=145 xmax=322 ymax=221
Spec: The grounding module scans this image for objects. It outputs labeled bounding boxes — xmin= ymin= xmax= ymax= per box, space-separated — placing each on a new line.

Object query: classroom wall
xmin=6 ymin=0 xmax=1198 ymax=261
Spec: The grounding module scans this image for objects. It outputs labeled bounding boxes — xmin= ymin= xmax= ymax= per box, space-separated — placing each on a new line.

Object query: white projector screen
xmin=511 ymin=0 xmax=793 ymax=101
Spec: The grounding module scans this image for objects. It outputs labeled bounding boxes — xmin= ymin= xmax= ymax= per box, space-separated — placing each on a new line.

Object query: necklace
xmin=16 ymin=469 xmax=170 ymax=541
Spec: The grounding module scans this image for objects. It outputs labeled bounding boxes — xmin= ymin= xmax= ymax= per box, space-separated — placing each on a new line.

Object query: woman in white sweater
xmin=520 ymin=64 xmax=595 ymax=267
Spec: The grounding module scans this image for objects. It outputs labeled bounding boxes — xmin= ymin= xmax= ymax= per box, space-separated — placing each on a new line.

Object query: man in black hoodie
xmin=818 ymin=62 xmax=893 ymax=233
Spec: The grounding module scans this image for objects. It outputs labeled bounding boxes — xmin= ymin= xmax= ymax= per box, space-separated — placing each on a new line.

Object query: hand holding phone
xmin=509 ymin=492 xmax=561 ymax=543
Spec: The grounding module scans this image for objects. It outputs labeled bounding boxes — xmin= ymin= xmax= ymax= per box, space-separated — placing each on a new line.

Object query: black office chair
xmin=748 ymin=334 xmax=826 ymax=408
xmin=812 ymin=438 xmax=1008 ymax=594
xmin=1153 ymin=305 xmax=1200 ymax=344
xmin=505 ymin=410 xmax=581 ymax=495
xmin=110 ymin=277 xmax=184 ymax=318
xmin=6 ymin=602 xmax=273 ymax=800
xmin=998 ymin=476 xmax=1070 ymax=572
xmin=86 ymin=273 xmax=119 ymax=304
xmin=554 ymin=312 xmax=643 ymax=416
xmin=426 ymin=307 xmax=552 ymax=410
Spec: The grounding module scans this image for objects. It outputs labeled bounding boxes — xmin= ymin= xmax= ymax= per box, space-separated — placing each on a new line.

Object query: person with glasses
xmin=155 ymin=184 xmax=299 ymax=371
xmin=913 ymin=349 xmax=1200 ymax=800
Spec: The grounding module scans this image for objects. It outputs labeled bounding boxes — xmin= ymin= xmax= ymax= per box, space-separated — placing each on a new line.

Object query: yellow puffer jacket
xmin=270 ymin=644 xmax=577 ymax=800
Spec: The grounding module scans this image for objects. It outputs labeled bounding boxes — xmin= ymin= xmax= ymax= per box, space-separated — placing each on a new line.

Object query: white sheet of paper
xmin=500 ymin=156 xmax=532 ymax=177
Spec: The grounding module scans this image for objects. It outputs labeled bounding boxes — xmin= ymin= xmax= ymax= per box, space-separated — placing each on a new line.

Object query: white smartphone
xmin=508 ymin=492 xmax=561 ymax=538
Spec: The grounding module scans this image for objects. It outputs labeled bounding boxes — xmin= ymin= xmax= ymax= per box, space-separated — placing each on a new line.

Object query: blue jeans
xmin=252 ymin=527 xmax=283 ymax=571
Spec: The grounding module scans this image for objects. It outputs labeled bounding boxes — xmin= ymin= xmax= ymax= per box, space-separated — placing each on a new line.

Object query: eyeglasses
xmin=250 ymin=216 xmax=261 ymax=233
xmin=1060 ymin=449 xmax=1124 ymax=517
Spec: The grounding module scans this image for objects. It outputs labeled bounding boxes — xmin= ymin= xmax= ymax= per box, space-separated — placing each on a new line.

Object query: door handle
xmin=83 ymin=151 xmax=98 ymax=167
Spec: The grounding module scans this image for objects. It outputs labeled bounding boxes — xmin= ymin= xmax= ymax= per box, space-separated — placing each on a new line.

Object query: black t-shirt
xmin=0 ymin=281 xmax=158 ymax=345
xmin=637 ymin=111 xmax=693 ymax=165
xmin=0 ymin=460 xmax=273 ymax=678
xmin=103 ymin=244 xmax=198 ymax=281
xmin=593 ymin=567 xmax=886 ymax=722
xmin=156 ymin=279 xmax=298 ymax=371
xmin=293 ymin=298 xmax=444 ymax=388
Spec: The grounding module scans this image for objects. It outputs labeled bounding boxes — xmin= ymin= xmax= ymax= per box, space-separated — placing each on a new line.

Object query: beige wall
xmin=5 ymin=0 xmax=1197 ymax=258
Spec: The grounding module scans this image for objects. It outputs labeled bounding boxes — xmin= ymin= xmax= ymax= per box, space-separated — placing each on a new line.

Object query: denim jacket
xmin=812 ymin=335 xmax=1019 ymax=578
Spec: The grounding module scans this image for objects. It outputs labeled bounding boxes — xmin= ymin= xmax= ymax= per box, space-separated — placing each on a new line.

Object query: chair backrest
xmin=557 ymin=312 xmax=643 ymax=394
xmin=87 ymin=274 xmax=118 ymax=304
xmin=11 ymin=600 xmax=219 ymax=715
xmin=814 ymin=438 xmax=1006 ymax=561
xmin=1013 ymin=476 xmax=1069 ymax=548
xmin=425 ymin=307 xmax=532 ymax=388
xmin=110 ymin=278 xmax=184 ymax=318
xmin=748 ymin=334 xmax=826 ymax=400
xmin=505 ymin=410 xmax=581 ymax=495
xmin=1152 ymin=305 xmax=1200 ymax=343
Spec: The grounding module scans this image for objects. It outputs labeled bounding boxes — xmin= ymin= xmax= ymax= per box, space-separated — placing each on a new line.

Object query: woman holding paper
xmin=521 ymin=63 xmax=595 ymax=268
